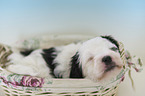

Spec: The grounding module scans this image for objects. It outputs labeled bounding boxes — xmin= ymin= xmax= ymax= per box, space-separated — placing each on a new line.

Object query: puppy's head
xmin=78 ymin=36 xmax=123 ymax=82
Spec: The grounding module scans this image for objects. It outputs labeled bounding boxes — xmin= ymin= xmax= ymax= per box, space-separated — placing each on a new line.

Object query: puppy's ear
xmin=70 ymin=52 xmax=83 ymax=78
xmin=101 ymin=35 xmax=119 ymax=49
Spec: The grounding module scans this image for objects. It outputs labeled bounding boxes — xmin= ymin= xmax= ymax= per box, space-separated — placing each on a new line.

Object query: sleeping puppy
xmin=6 ymin=36 xmax=123 ymax=82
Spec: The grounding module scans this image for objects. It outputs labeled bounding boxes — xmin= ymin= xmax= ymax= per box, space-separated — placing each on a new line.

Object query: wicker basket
xmin=0 ymin=35 xmax=128 ymax=96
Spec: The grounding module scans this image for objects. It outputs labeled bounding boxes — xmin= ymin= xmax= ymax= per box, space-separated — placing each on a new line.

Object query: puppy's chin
xmin=83 ymin=60 xmax=123 ymax=84
xmin=96 ymin=66 xmax=123 ymax=84
xmin=93 ymin=53 xmax=124 ymax=83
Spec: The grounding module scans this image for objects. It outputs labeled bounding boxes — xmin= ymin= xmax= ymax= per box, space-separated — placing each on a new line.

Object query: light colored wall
xmin=0 ymin=0 xmax=145 ymax=96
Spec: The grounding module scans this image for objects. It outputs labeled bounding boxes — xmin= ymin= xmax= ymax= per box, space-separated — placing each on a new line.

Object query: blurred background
xmin=0 ymin=0 xmax=145 ymax=96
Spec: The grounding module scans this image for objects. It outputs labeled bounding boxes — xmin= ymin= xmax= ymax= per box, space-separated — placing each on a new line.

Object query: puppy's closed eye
xmin=110 ymin=47 xmax=118 ymax=52
xmin=87 ymin=56 xmax=94 ymax=62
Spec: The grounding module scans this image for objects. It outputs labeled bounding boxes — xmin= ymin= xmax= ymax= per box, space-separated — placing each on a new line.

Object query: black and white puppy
xmin=6 ymin=36 xmax=123 ymax=82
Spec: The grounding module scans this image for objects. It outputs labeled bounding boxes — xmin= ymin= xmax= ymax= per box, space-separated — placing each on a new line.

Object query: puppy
xmin=6 ymin=36 xmax=123 ymax=82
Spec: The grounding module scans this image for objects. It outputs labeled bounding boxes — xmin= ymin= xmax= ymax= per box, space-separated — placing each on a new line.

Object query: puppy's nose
xmin=102 ymin=56 xmax=112 ymax=65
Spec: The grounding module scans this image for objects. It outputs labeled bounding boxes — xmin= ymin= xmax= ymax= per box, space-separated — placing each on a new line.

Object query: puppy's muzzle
xmin=102 ymin=55 xmax=112 ymax=64
xmin=102 ymin=55 xmax=117 ymax=72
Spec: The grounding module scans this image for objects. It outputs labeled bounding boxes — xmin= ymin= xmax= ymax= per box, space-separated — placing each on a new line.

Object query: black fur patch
xmin=69 ymin=52 xmax=83 ymax=78
xmin=41 ymin=47 xmax=57 ymax=77
xmin=20 ymin=49 xmax=34 ymax=56
xmin=101 ymin=35 xmax=119 ymax=49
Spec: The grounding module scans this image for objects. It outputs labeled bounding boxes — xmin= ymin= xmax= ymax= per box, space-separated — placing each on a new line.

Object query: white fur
xmin=78 ymin=37 xmax=123 ymax=82
xmin=53 ymin=43 xmax=81 ymax=78
xmin=6 ymin=37 xmax=123 ymax=82
xmin=6 ymin=50 xmax=52 ymax=78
